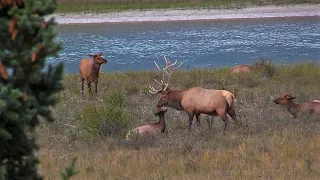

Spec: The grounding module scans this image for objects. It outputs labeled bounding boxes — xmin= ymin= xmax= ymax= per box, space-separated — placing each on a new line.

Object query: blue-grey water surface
xmin=52 ymin=16 xmax=320 ymax=73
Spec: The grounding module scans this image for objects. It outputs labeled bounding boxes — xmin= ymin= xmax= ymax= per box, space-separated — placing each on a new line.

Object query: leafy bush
xmin=104 ymin=89 xmax=124 ymax=108
xmin=80 ymin=89 xmax=131 ymax=137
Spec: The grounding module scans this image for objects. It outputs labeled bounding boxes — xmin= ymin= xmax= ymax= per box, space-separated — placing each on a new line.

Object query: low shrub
xmin=252 ymin=58 xmax=277 ymax=77
xmin=80 ymin=89 xmax=131 ymax=137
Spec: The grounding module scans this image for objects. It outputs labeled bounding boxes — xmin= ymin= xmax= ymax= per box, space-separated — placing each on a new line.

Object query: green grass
xmin=56 ymin=0 xmax=320 ymax=13
xmin=36 ymin=60 xmax=320 ymax=179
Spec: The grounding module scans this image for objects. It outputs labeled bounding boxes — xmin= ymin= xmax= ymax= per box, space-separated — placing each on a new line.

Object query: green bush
xmin=104 ymin=89 xmax=124 ymax=108
xmin=80 ymin=90 xmax=131 ymax=137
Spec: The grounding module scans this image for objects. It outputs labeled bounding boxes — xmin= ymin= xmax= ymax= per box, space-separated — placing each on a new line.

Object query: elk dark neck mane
xmin=286 ymin=99 xmax=301 ymax=110
xmin=286 ymin=100 xmax=301 ymax=117
xmin=168 ymin=90 xmax=184 ymax=111
xmin=154 ymin=115 xmax=166 ymax=133
xmin=92 ymin=62 xmax=101 ymax=80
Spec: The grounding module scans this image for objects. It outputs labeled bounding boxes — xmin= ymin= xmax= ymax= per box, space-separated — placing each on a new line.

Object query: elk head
xmin=149 ymin=56 xmax=182 ymax=109
xmin=89 ymin=52 xmax=107 ymax=65
xmin=273 ymin=93 xmax=296 ymax=105
xmin=154 ymin=107 xmax=168 ymax=116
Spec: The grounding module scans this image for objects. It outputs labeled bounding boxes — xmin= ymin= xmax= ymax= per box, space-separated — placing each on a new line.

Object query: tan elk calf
xmin=273 ymin=94 xmax=320 ymax=118
xmin=149 ymin=57 xmax=243 ymax=133
xmin=126 ymin=108 xmax=168 ymax=141
xmin=79 ymin=52 xmax=107 ymax=99
xmin=230 ymin=64 xmax=251 ymax=74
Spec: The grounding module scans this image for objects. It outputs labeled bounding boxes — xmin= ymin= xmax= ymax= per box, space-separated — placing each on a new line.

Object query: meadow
xmin=56 ymin=0 xmax=320 ymax=12
xmin=37 ymin=60 xmax=320 ymax=179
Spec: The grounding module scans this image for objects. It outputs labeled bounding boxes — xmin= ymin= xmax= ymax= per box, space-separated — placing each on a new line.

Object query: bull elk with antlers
xmin=79 ymin=52 xmax=107 ymax=99
xmin=149 ymin=57 xmax=243 ymax=133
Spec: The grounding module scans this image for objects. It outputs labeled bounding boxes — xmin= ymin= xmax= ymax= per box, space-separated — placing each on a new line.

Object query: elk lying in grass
xmin=149 ymin=57 xmax=243 ymax=133
xmin=273 ymin=93 xmax=320 ymax=118
xmin=79 ymin=52 xmax=107 ymax=99
xmin=126 ymin=108 xmax=168 ymax=141
xmin=230 ymin=64 xmax=251 ymax=74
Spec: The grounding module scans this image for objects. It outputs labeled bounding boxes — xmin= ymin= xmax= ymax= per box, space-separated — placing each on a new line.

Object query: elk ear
xmin=89 ymin=54 xmax=98 ymax=59
xmin=287 ymin=94 xmax=296 ymax=99
xmin=289 ymin=96 xmax=296 ymax=99
xmin=164 ymin=87 xmax=170 ymax=94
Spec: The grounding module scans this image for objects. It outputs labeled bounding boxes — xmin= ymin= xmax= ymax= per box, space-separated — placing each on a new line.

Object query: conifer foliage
xmin=0 ymin=0 xmax=64 ymax=179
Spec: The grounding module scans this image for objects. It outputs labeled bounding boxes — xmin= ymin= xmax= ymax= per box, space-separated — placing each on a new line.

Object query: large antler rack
xmin=149 ymin=56 xmax=183 ymax=94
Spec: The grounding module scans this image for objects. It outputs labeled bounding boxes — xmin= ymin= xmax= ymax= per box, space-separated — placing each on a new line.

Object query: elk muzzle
xmin=157 ymin=99 xmax=167 ymax=109
xmin=273 ymin=99 xmax=280 ymax=104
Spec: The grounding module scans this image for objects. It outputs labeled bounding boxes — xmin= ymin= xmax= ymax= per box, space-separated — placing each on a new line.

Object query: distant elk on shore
xmin=149 ymin=56 xmax=243 ymax=133
xmin=230 ymin=64 xmax=252 ymax=74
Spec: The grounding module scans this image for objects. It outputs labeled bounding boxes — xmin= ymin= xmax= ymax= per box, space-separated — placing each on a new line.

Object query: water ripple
xmin=50 ymin=17 xmax=320 ymax=73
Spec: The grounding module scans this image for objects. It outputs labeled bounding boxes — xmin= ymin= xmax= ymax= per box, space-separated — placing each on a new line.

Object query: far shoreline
xmin=48 ymin=4 xmax=320 ymax=25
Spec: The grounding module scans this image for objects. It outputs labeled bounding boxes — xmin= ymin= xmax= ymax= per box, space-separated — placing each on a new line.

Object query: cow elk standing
xmin=126 ymin=108 xmax=168 ymax=141
xmin=273 ymin=93 xmax=320 ymax=118
xmin=149 ymin=57 xmax=243 ymax=133
xmin=79 ymin=52 xmax=107 ymax=99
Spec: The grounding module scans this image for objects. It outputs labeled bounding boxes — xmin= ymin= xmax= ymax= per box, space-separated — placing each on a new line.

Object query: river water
xmin=52 ymin=16 xmax=320 ymax=73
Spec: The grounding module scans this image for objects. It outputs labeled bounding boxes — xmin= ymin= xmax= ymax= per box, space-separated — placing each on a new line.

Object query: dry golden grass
xmin=37 ymin=61 xmax=320 ymax=179
xmin=38 ymin=129 xmax=320 ymax=179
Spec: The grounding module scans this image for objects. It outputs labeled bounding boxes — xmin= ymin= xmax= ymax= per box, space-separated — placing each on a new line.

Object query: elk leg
xmin=187 ymin=112 xmax=195 ymax=131
xmin=228 ymin=109 xmax=243 ymax=127
xmin=95 ymin=81 xmax=98 ymax=95
xmin=196 ymin=114 xmax=201 ymax=126
xmin=220 ymin=114 xmax=229 ymax=135
xmin=87 ymin=82 xmax=92 ymax=96
xmin=80 ymin=78 xmax=85 ymax=99
xmin=206 ymin=116 xmax=213 ymax=130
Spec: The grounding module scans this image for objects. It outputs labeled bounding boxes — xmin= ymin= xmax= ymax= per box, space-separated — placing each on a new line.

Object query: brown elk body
xmin=126 ymin=109 xmax=168 ymax=141
xmin=273 ymin=94 xmax=320 ymax=117
xmin=157 ymin=87 xmax=242 ymax=133
xmin=149 ymin=57 xmax=242 ymax=133
xmin=230 ymin=65 xmax=251 ymax=73
xmin=79 ymin=52 xmax=107 ymax=99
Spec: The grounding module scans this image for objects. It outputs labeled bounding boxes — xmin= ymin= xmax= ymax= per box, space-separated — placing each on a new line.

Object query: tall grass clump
xmin=80 ymin=89 xmax=131 ymax=137
xmin=252 ymin=58 xmax=277 ymax=77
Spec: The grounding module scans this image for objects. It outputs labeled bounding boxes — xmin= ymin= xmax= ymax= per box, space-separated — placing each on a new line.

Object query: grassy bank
xmin=36 ymin=60 xmax=320 ymax=179
xmin=57 ymin=0 xmax=320 ymax=12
